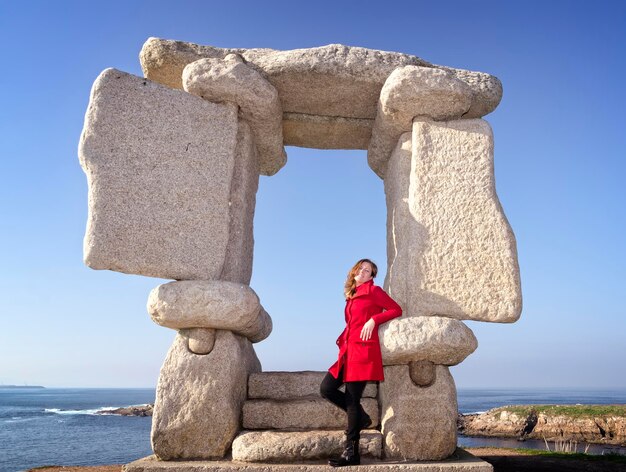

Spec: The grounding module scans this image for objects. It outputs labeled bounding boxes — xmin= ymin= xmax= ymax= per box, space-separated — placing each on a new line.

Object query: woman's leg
xmin=320 ymin=368 xmax=346 ymax=410
xmin=344 ymin=381 xmax=367 ymax=441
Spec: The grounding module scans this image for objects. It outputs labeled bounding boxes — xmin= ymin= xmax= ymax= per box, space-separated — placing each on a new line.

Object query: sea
xmin=1 ymin=387 xmax=625 ymax=472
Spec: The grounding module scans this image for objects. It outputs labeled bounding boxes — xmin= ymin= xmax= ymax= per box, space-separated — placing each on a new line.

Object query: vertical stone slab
xmin=78 ymin=68 xmax=238 ymax=280
xmin=379 ymin=364 xmax=457 ymax=460
xmin=220 ymin=121 xmax=259 ymax=284
xmin=151 ymin=330 xmax=261 ymax=460
xmin=384 ymin=119 xmax=522 ymax=323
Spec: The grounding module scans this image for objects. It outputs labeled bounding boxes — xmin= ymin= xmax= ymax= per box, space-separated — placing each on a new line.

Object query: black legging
xmin=320 ymin=366 xmax=367 ymax=441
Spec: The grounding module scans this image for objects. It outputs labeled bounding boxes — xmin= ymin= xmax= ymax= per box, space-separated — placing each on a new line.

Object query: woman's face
xmin=354 ymin=262 xmax=374 ymax=285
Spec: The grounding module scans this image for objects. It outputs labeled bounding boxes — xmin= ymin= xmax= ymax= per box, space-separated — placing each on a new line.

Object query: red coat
xmin=328 ymin=279 xmax=402 ymax=382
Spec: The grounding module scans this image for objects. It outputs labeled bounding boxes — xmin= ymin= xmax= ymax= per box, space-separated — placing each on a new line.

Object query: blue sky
xmin=1 ymin=0 xmax=624 ymax=389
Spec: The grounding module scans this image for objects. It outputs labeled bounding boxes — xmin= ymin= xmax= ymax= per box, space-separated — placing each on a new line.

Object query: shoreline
xmin=458 ymin=404 xmax=626 ymax=446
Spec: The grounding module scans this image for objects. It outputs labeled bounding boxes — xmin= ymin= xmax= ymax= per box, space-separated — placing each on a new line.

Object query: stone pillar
xmin=151 ymin=330 xmax=261 ymax=460
xmin=147 ymin=278 xmax=272 ymax=459
xmin=371 ymin=66 xmax=523 ymax=460
xmin=379 ymin=364 xmax=458 ymax=460
xmin=78 ymin=65 xmax=280 ymax=460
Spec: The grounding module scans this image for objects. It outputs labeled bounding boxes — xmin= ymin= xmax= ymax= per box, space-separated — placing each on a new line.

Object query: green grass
xmin=490 ymin=404 xmax=626 ymax=418
xmin=466 ymin=447 xmax=626 ymax=464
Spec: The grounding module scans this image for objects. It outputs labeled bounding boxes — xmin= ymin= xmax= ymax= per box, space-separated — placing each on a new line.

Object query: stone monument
xmin=78 ymin=38 xmax=521 ymax=470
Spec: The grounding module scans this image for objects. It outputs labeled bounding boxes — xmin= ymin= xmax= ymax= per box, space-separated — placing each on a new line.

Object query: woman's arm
xmin=370 ymin=286 xmax=402 ymax=326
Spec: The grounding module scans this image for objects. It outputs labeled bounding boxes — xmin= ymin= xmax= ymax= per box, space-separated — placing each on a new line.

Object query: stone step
xmin=126 ymin=448 xmax=493 ymax=471
xmin=243 ymin=397 xmax=379 ymax=430
xmin=248 ymin=371 xmax=378 ymax=400
xmin=231 ymin=429 xmax=382 ymax=462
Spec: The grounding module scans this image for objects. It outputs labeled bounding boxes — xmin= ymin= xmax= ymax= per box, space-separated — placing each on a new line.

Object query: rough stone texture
xmin=368 ymin=66 xmax=472 ymax=178
xmin=408 ymin=360 xmax=436 ymax=387
xmin=380 ymin=365 xmax=458 ymax=460
xmin=439 ymin=65 xmax=503 ymax=119
xmin=185 ymin=328 xmax=216 ymax=355
xmin=183 ymin=56 xmax=286 ymax=176
xmin=220 ymin=120 xmax=259 ymax=285
xmin=148 ymin=280 xmax=272 ymax=343
xmin=248 ymin=371 xmax=377 ymax=400
xmin=219 ymin=120 xmax=259 ymax=285
xmin=243 ymin=398 xmax=379 ymax=430
xmin=231 ymin=430 xmax=382 ymax=462
xmin=283 ymin=113 xmax=373 ymax=149
xmin=139 ymin=39 xmax=502 ymax=148
xmin=383 ymin=121 xmax=522 ymax=323
xmin=151 ymin=330 xmax=261 ymax=460
xmin=78 ymin=68 xmax=239 ymax=281
xmin=460 ymin=407 xmax=626 ymax=445
xmin=126 ymin=449 xmax=493 ymax=471
xmin=379 ymin=316 xmax=477 ymax=366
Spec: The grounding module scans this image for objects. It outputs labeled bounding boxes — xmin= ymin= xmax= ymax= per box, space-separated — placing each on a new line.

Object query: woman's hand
xmin=360 ymin=319 xmax=376 ymax=341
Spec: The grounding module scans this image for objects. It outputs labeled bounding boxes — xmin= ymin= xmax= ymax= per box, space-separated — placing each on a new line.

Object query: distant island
xmin=0 ymin=385 xmax=45 ymax=389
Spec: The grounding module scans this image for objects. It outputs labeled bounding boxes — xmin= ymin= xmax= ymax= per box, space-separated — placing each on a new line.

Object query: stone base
xmin=124 ymin=448 xmax=492 ymax=472
xmin=231 ymin=429 xmax=382 ymax=462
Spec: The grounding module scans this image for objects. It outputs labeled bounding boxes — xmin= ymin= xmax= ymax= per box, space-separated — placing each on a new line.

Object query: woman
xmin=320 ymin=258 xmax=402 ymax=467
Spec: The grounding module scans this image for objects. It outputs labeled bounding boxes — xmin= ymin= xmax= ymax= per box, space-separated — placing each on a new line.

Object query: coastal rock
xmin=383 ymin=120 xmax=522 ymax=323
xmin=183 ymin=56 xmax=286 ymax=176
xmin=243 ymin=398 xmax=379 ymax=430
xmin=97 ymin=404 xmax=153 ymax=416
xmin=379 ymin=316 xmax=478 ymax=366
xmin=368 ymin=66 xmax=472 ymax=177
xmin=78 ymin=68 xmax=238 ymax=280
xmin=379 ymin=364 xmax=457 ymax=460
xmin=151 ymin=330 xmax=261 ymax=460
xmin=231 ymin=429 xmax=382 ymax=462
xmin=248 ymin=371 xmax=377 ymax=400
xmin=460 ymin=406 xmax=626 ymax=446
xmin=147 ymin=280 xmax=272 ymax=343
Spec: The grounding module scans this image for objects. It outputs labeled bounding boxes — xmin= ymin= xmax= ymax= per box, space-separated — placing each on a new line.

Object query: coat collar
xmin=351 ymin=279 xmax=375 ymax=299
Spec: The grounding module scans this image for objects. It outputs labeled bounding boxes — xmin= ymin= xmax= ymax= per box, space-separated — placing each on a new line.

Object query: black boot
xmin=329 ymin=439 xmax=360 ymax=467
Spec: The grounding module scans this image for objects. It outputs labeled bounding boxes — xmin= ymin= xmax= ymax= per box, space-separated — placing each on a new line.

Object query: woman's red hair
xmin=344 ymin=258 xmax=378 ymax=299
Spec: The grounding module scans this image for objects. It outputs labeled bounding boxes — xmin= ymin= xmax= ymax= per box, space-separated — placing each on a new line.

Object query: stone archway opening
xmin=79 ymin=39 xmax=522 ymax=466
xmin=250 ymin=146 xmax=387 ymax=372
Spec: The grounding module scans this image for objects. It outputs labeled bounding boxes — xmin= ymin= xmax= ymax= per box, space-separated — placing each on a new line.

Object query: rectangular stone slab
xmin=383 ymin=121 xmax=522 ymax=322
xmin=79 ymin=68 xmax=238 ymax=280
xmin=231 ymin=429 xmax=382 ymax=462
xmin=243 ymin=398 xmax=379 ymax=430
xmin=248 ymin=371 xmax=378 ymax=399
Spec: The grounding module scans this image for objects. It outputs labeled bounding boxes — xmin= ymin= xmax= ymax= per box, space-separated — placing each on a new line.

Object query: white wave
xmin=4 ymin=417 xmax=38 ymax=423
xmin=45 ymin=407 xmax=116 ymax=415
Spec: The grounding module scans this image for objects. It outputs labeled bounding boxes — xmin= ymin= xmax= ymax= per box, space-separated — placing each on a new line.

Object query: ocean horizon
xmin=1 ymin=386 xmax=625 ymax=472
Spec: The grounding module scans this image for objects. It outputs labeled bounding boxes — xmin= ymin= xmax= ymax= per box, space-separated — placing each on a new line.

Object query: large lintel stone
xmin=79 ymin=68 xmax=238 ymax=280
xmin=139 ymin=39 xmax=502 ymax=150
xmin=384 ymin=121 xmax=522 ymax=323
